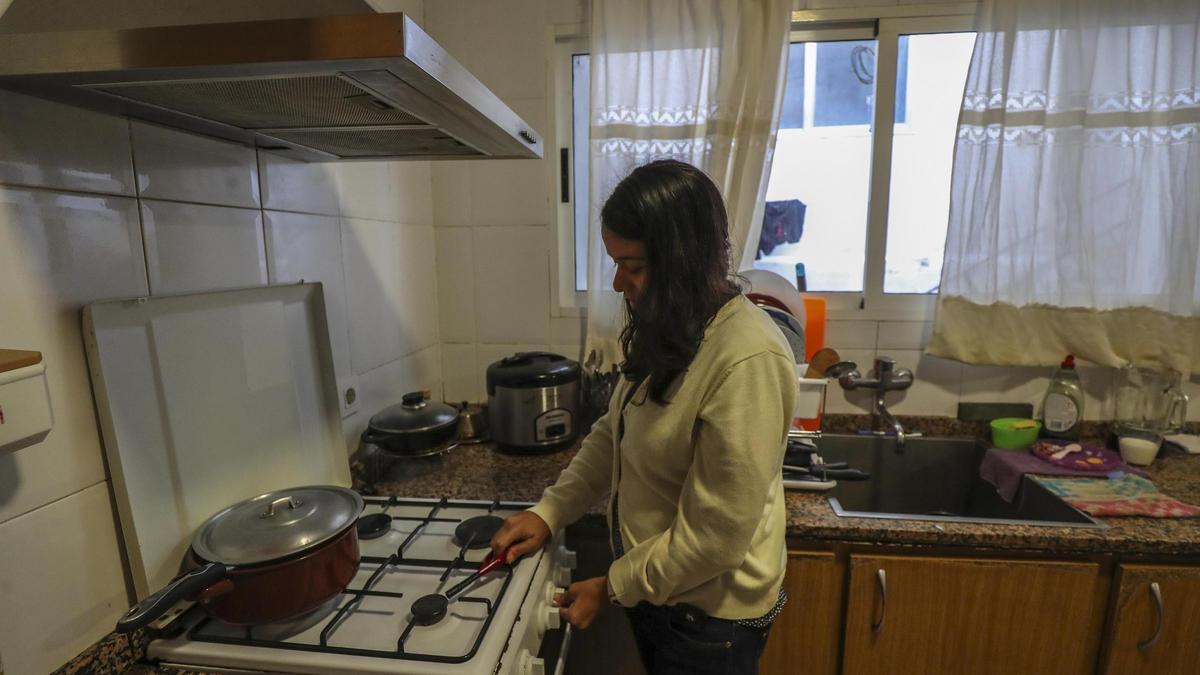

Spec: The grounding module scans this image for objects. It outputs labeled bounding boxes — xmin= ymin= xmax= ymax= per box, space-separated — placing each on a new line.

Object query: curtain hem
xmin=927 ymin=295 xmax=1200 ymax=376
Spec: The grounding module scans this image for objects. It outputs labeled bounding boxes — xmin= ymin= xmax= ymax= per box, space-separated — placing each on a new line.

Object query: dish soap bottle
xmin=1042 ymin=354 xmax=1084 ymax=440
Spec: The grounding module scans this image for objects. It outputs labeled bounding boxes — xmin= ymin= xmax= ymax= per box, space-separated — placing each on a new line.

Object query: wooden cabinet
xmin=761 ymin=551 xmax=844 ymax=675
xmin=842 ymin=554 xmax=1108 ymax=675
xmin=1101 ymin=564 xmax=1200 ymax=674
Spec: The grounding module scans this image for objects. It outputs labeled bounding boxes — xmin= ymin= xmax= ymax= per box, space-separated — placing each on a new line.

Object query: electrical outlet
xmin=337 ymin=376 xmax=361 ymax=419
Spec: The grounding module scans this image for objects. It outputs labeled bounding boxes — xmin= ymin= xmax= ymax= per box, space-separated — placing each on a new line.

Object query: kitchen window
xmin=552 ymin=12 xmax=977 ymax=320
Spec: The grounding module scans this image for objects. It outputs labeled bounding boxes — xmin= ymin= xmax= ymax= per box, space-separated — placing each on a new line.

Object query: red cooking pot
xmin=116 ymin=485 xmax=363 ymax=632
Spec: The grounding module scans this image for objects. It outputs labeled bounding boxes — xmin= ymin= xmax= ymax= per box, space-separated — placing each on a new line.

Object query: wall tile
xmin=876 ymin=321 xmax=932 ymax=350
xmin=468 ymin=98 xmax=551 ymax=227
xmin=140 ymin=200 xmax=267 ymax=295
xmin=549 ymin=316 xmax=584 ymax=346
xmin=825 ymin=320 xmax=878 ymax=350
xmin=473 ymin=226 xmax=551 ymax=343
xmin=258 ymin=151 xmax=339 ymax=216
xmin=392 ymin=162 xmax=434 ymax=227
xmin=0 ymin=90 xmax=136 ymax=195
xmin=132 ymin=122 xmax=259 ymax=208
xmin=470 ymin=0 xmax=549 ymax=101
xmin=264 ymin=211 xmax=351 ymax=377
xmin=551 ymin=343 xmax=584 ymax=362
xmin=342 ymin=216 xmax=403 ymax=372
xmin=432 ymin=162 xmax=472 ymax=227
xmin=435 ymin=227 xmax=476 ymax=343
xmin=887 ymin=350 xmax=962 ymax=417
xmin=0 ymin=483 xmax=129 ymax=675
xmin=0 ymin=187 xmax=147 ymax=523
xmin=425 ymin=0 xmax=548 ymax=101
xmin=959 ymin=364 xmax=1049 ymax=411
xmin=548 ymin=0 xmax=587 ymax=25
xmin=442 ymin=343 xmax=481 ymax=403
xmin=398 ymin=224 xmax=440 ymax=354
xmin=332 ymin=161 xmax=400 ymax=222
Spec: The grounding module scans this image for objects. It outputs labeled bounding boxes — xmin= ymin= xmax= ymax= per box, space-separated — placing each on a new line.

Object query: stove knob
xmin=519 ymin=649 xmax=547 ymax=675
xmin=544 ymin=581 xmax=559 ymax=605
xmin=556 ymin=565 xmax=573 ymax=586
xmin=544 ymin=605 xmax=562 ymax=631
xmin=557 ymin=545 xmax=578 ymax=569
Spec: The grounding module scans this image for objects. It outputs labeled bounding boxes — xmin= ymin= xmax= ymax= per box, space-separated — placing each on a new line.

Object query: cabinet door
xmin=1102 ymin=564 xmax=1200 ymax=675
xmin=761 ymin=550 xmax=844 ymax=675
xmin=843 ymin=554 xmax=1106 ymax=675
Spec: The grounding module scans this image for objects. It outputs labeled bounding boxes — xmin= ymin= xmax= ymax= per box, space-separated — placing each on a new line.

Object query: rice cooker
xmin=486 ymin=351 xmax=580 ymax=452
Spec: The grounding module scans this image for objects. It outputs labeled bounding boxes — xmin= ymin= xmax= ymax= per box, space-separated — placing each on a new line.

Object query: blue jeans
xmin=624 ymin=602 xmax=772 ymax=675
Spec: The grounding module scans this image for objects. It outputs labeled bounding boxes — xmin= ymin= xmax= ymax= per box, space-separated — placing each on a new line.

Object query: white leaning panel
xmin=83 ymin=284 xmax=350 ymax=599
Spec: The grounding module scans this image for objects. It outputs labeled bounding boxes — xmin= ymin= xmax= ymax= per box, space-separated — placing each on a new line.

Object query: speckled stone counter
xmin=355 ymin=429 xmax=1200 ymax=558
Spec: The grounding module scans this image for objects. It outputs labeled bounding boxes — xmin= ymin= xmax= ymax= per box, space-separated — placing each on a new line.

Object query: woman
xmin=491 ymin=160 xmax=797 ymax=674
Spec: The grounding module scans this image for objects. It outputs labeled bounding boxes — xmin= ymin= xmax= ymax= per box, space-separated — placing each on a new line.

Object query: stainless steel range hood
xmin=0 ymin=13 xmax=543 ymax=161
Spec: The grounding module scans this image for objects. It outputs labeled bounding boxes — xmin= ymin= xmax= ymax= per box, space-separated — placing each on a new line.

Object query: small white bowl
xmin=1118 ymin=436 xmax=1161 ymax=466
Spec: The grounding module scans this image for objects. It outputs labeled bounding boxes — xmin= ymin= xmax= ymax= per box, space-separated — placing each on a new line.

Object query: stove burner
xmin=411 ymin=593 xmax=449 ymax=626
xmin=454 ymin=515 xmax=504 ymax=550
xmin=355 ymin=513 xmax=392 ymax=540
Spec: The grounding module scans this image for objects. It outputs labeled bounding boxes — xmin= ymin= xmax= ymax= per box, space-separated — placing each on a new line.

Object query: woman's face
xmin=602 ymin=227 xmax=648 ymax=309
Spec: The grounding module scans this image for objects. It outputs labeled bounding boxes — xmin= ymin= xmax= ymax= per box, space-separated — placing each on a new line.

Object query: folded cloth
xmin=980 ymin=447 xmax=1148 ymax=502
xmin=1164 ymin=434 xmax=1200 ymax=455
xmin=1033 ymin=474 xmax=1200 ymax=518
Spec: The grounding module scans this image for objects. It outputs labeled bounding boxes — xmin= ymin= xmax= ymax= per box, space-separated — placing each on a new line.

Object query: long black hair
xmin=601 ymin=159 xmax=741 ymax=404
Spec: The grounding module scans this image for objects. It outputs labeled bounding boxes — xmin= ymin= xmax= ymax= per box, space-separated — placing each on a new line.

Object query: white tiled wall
xmin=426 ymin=0 xmax=571 ymax=401
xmin=0 ymin=81 xmax=438 ymax=673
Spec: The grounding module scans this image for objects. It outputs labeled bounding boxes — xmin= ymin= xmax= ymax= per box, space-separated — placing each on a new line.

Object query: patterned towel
xmin=979 ymin=448 xmax=1148 ymax=502
xmin=1034 ymin=475 xmax=1200 ymax=518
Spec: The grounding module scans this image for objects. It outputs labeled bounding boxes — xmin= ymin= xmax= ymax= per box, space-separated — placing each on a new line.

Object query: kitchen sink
xmin=815 ymin=434 xmax=1107 ymax=528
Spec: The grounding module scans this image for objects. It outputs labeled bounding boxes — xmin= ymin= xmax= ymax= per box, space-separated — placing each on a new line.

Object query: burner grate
xmin=186 ymin=498 xmax=522 ymax=664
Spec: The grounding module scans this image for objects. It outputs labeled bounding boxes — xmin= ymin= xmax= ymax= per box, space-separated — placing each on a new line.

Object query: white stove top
xmin=148 ymin=497 xmax=571 ymax=675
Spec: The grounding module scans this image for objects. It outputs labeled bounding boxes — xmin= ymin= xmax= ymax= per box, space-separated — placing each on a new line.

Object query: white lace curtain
xmin=583 ymin=0 xmax=792 ymax=368
xmin=928 ymin=0 xmax=1200 ymax=376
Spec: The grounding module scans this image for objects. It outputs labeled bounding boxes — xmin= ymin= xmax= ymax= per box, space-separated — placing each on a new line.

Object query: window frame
xmin=549 ymin=8 xmax=978 ymax=321
xmin=550 ymin=29 xmax=588 ymax=317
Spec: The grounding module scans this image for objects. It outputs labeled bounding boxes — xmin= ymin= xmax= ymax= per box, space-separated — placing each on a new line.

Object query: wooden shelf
xmin=0 ymin=349 xmax=42 ymax=374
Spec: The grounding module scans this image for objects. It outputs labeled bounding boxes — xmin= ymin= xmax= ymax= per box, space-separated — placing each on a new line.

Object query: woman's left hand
xmin=554 ymin=576 xmax=609 ymax=629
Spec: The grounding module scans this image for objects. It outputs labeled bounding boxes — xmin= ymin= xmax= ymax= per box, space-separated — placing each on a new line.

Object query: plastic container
xmin=990 ymin=418 xmax=1042 ymax=449
xmin=793 ymin=369 xmax=827 ymax=432
xmin=1041 ymin=355 xmax=1084 ymax=440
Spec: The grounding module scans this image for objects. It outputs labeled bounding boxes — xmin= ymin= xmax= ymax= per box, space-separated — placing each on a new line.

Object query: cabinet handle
xmin=1137 ymin=582 xmax=1163 ymax=651
xmin=872 ymin=568 xmax=887 ymax=633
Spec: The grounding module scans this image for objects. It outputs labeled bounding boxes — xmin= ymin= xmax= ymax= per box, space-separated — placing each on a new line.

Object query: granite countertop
xmin=356 ymin=431 xmax=1200 ymax=558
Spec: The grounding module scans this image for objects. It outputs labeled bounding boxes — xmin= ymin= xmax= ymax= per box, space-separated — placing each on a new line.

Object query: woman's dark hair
xmin=601 ymin=159 xmax=741 ymax=404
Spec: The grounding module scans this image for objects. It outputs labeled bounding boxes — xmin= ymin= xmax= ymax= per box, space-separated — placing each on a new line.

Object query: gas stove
xmin=147 ymin=497 xmax=575 ymax=675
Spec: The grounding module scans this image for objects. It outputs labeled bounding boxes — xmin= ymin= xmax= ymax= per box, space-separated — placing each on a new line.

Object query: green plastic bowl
xmin=990 ymin=418 xmax=1041 ymax=449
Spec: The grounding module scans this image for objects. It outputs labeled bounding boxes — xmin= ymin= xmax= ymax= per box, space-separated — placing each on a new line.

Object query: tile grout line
xmin=0 ymin=479 xmax=110 ymax=528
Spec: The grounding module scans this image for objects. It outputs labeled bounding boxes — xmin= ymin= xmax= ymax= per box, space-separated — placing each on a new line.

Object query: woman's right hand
xmin=491 ymin=511 xmax=551 ymax=563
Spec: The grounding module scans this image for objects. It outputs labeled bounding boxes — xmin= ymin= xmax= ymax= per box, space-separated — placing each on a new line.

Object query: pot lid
xmin=192 ymin=485 xmax=363 ymax=566
xmin=368 ymin=391 xmax=459 ymax=435
xmin=486 ymin=351 xmax=580 ymax=394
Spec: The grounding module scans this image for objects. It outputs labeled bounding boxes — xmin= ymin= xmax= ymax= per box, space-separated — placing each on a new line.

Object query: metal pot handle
xmin=115 ymin=562 xmax=229 ymax=633
xmin=260 ymin=495 xmax=303 ymax=518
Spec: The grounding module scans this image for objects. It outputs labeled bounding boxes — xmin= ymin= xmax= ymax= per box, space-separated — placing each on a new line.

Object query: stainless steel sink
xmin=814 ymin=434 xmax=1107 ymax=528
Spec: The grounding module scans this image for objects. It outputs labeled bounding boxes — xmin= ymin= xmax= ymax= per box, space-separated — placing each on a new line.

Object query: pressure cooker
xmin=486 ymin=351 xmax=581 ymax=453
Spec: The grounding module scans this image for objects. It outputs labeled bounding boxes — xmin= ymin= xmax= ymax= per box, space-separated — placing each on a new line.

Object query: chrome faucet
xmin=836 ymin=356 xmax=914 ymax=448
